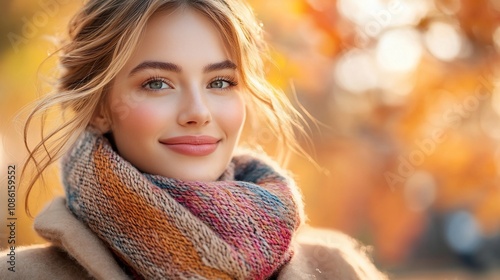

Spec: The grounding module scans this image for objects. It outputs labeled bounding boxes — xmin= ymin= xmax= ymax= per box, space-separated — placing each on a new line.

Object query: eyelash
xmin=141 ymin=76 xmax=172 ymax=91
xmin=209 ymin=76 xmax=238 ymax=89
xmin=141 ymin=75 xmax=239 ymax=91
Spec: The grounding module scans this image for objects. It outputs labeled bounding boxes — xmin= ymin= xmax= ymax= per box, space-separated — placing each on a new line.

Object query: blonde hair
xmin=23 ymin=0 xmax=312 ymax=216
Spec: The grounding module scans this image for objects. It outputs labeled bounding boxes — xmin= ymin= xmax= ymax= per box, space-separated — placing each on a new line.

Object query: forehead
xmin=133 ymin=7 xmax=234 ymax=63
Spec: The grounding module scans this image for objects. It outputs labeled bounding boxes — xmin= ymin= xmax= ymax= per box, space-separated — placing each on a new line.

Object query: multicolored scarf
xmin=62 ymin=129 xmax=303 ymax=279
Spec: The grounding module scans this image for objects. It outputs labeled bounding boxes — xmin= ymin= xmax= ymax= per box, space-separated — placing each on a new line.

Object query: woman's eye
xmin=144 ymin=80 xmax=171 ymax=90
xmin=208 ymin=80 xmax=231 ymax=89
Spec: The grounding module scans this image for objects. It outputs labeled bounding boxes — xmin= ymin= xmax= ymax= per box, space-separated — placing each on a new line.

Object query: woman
xmin=1 ymin=0 xmax=387 ymax=279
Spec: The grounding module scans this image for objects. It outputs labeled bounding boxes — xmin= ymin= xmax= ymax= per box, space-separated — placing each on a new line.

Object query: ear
xmin=90 ymin=104 xmax=111 ymax=133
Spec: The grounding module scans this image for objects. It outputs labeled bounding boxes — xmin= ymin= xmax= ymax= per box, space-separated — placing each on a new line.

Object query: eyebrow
xmin=128 ymin=60 xmax=237 ymax=76
xmin=129 ymin=61 xmax=181 ymax=76
xmin=203 ymin=60 xmax=237 ymax=73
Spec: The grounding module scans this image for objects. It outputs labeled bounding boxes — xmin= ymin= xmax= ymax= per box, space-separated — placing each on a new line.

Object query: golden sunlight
xmin=376 ymin=28 xmax=422 ymax=73
xmin=424 ymin=21 xmax=464 ymax=61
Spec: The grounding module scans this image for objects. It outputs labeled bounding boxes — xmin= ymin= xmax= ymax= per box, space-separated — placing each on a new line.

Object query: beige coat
xmin=0 ymin=198 xmax=387 ymax=280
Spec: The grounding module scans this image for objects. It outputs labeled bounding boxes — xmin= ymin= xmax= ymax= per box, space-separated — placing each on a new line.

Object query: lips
xmin=159 ymin=135 xmax=220 ymax=156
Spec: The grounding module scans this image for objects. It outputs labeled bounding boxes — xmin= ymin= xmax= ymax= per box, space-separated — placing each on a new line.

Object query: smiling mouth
xmin=159 ymin=135 xmax=220 ymax=156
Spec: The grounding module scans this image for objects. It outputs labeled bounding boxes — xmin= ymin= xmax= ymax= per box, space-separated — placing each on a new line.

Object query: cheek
xmin=107 ymin=89 xmax=147 ymax=122
xmin=109 ymin=98 xmax=170 ymax=135
xmin=218 ymin=96 xmax=246 ymax=135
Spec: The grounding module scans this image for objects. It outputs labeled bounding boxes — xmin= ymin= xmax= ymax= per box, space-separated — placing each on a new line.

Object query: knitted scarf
xmin=62 ymin=129 xmax=303 ymax=279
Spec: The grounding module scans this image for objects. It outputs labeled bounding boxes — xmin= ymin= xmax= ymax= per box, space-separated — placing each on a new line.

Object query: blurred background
xmin=1 ymin=0 xmax=500 ymax=279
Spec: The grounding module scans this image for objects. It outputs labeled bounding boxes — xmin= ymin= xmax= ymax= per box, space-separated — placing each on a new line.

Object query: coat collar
xmin=34 ymin=197 xmax=129 ymax=280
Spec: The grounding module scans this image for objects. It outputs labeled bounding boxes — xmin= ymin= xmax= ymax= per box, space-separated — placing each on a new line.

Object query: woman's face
xmin=101 ymin=8 xmax=246 ymax=181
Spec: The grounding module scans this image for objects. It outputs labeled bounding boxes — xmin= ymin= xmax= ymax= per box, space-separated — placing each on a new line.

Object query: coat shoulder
xmin=0 ymin=244 xmax=92 ymax=280
xmin=278 ymin=226 xmax=389 ymax=280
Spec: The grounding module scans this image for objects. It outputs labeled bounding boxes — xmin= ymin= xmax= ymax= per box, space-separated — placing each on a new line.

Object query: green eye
xmin=143 ymin=79 xmax=171 ymax=90
xmin=208 ymin=77 xmax=238 ymax=89
xmin=209 ymin=80 xmax=229 ymax=89
xmin=149 ymin=81 xmax=165 ymax=89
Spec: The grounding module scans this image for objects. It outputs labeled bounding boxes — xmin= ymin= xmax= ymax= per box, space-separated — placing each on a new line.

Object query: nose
xmin=177 ymin=87 xmax=212 ymax=127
